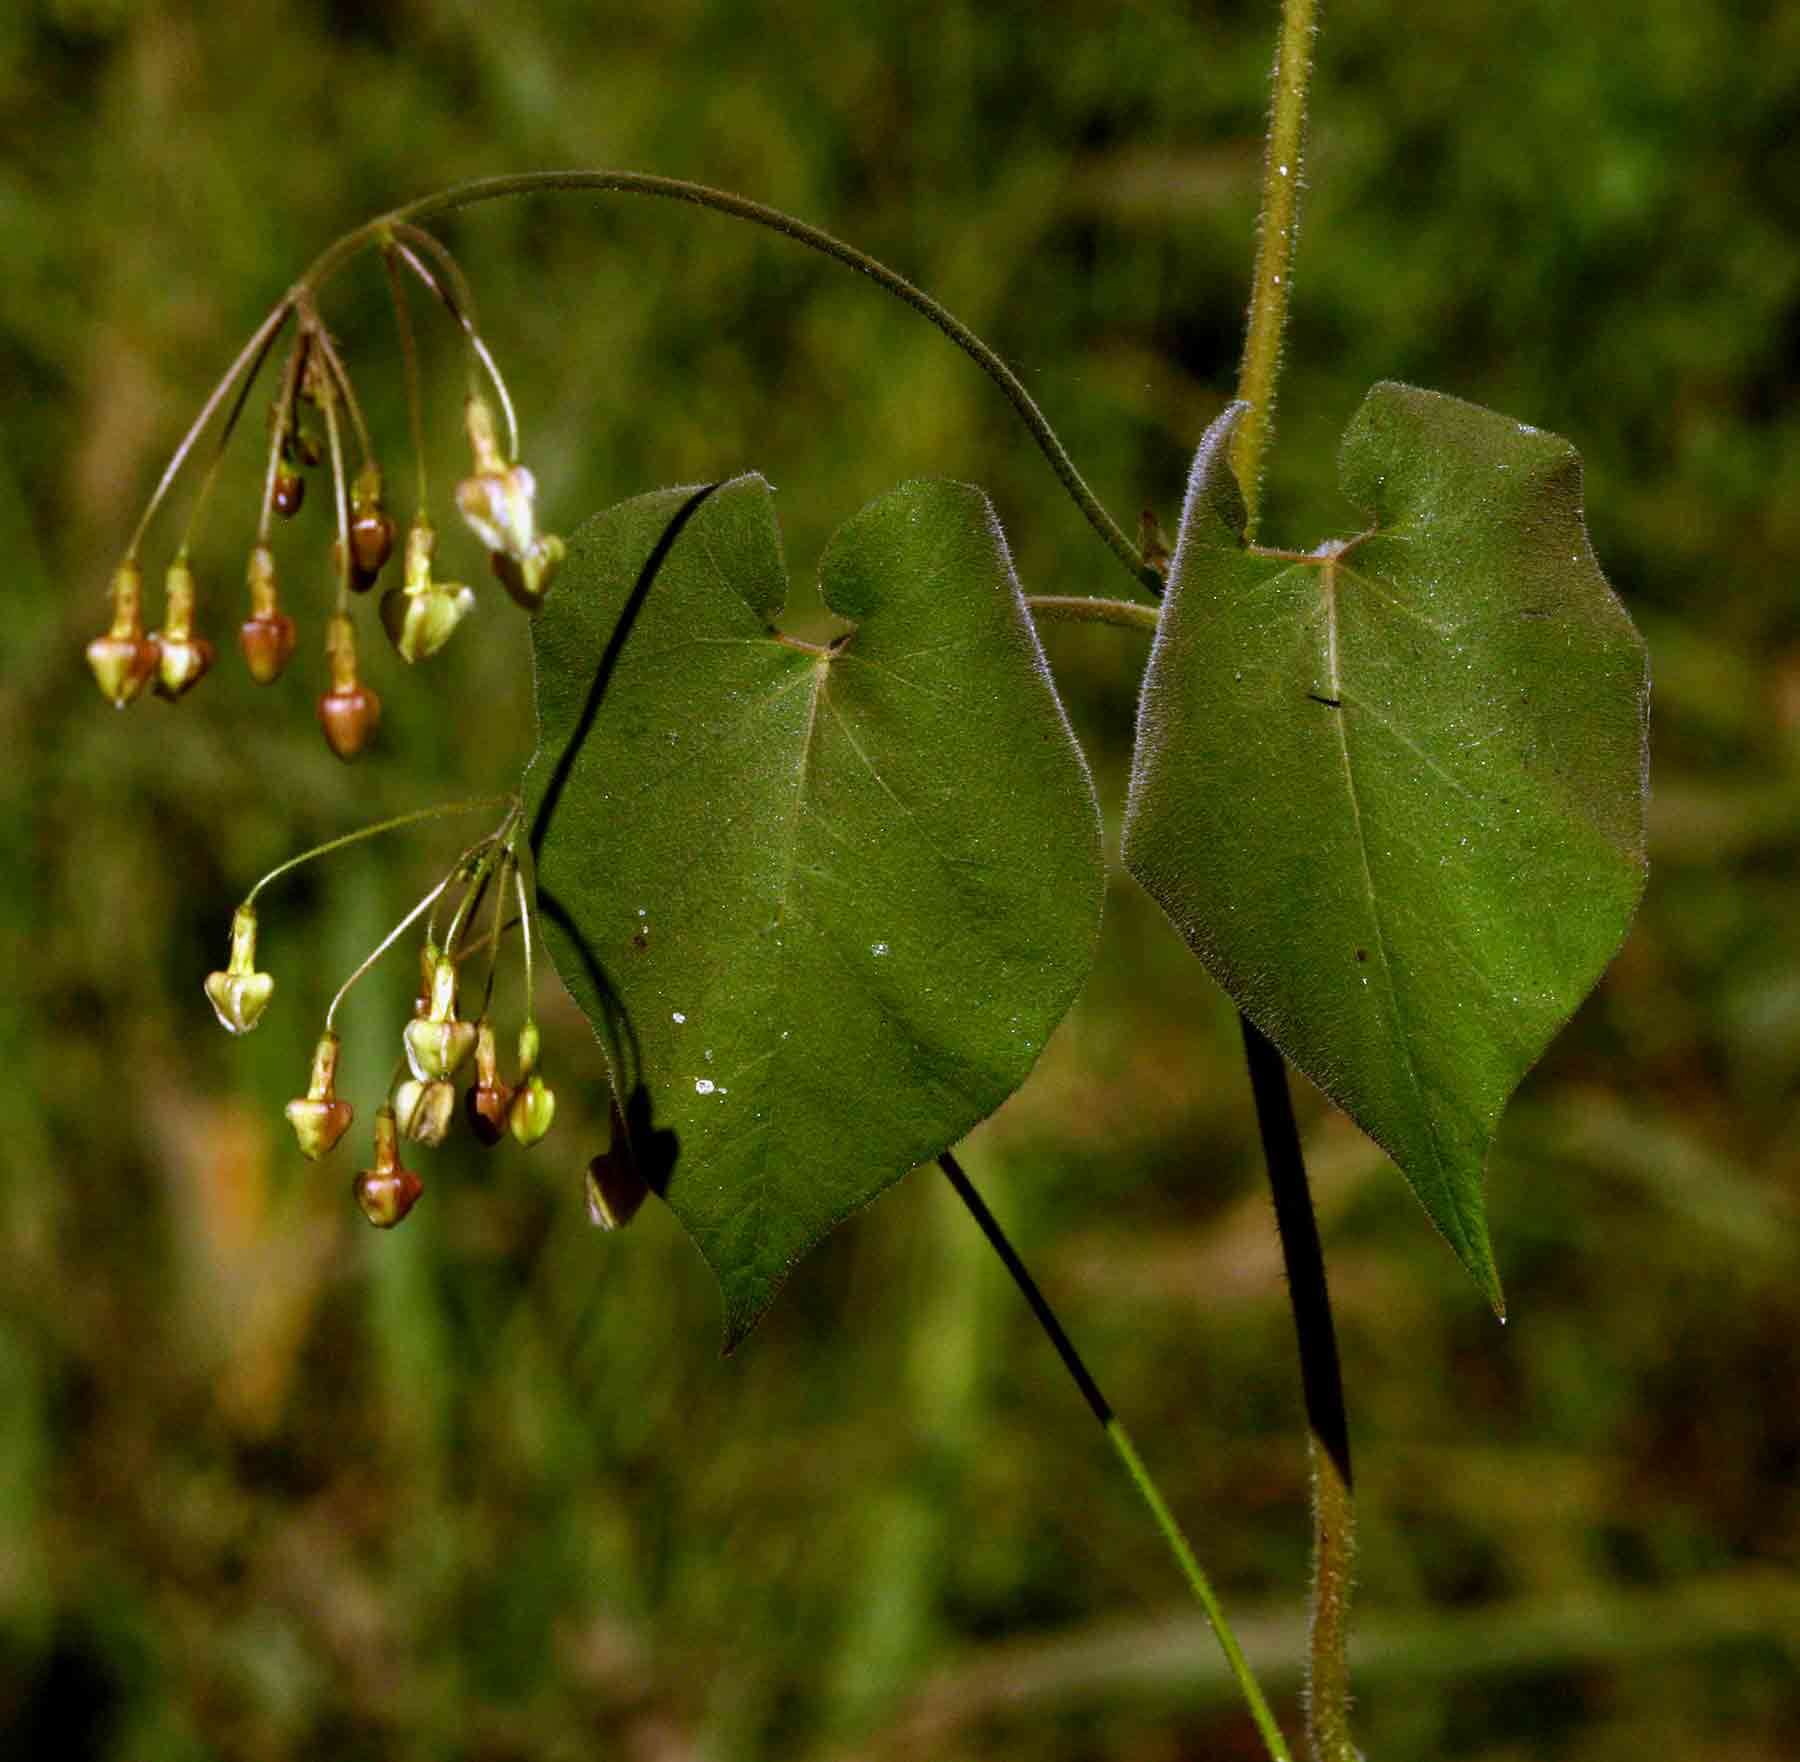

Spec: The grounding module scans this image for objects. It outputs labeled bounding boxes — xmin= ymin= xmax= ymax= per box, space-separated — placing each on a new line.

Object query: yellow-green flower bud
xmin=151 ymin=555 xmax=215 ymax=699
xmin=508 ymin=1073 xmax=555 ymax=1147
xmin=402 ymin=952 xmax=476 ymax=1080
xmin=379 ymin=520 xmax=475 ymax=663
xmin=285 ymin=1030 xmax=353 ymax=1159
xmin=87 ymin=558 xmax=158 ymax=706
xmin=490 ymin=535 xmax=565 ymax=611
xmin=204 ymin=904 xmax=273 ymax=1034
xmin=395 ymin=1077 xmax=455 ymax=1147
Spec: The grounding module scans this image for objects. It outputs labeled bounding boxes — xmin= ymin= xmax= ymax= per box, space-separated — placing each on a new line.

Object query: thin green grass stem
xmin=938 ymin=1151 xmax=1294 ymax=1762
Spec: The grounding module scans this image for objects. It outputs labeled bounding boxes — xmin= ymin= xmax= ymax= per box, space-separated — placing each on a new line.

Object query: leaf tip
xmin=1172 ymin=401 xmax=1251 ymax=559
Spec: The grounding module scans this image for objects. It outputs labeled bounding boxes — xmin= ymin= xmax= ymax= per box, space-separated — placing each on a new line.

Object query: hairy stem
xmin=1231 ymin=0 xmax=1319 ymax=541
xmin=1227 ymin=4 xmax=1356 ymax=1753
xmin=1025 ymin=594 xmax=1161 ymax=634
xmin=938 ymin=1151 xmax=1294 ymax=1762
xmin=1240 ymin=1017 xmax=1359 ymax=1762
xmin=296 ymin=171 xmax=1161 ymax=597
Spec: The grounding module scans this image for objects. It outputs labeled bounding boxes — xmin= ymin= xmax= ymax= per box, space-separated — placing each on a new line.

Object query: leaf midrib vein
xmin=1322 ymin=554 xmax=1466 ymax=1251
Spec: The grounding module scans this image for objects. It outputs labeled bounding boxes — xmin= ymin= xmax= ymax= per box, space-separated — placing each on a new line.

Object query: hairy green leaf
xmin=525 ymin=475 xmax=1104 ymax=1345
xmin=1124 ymin=384 xmax=1650 ymax=1308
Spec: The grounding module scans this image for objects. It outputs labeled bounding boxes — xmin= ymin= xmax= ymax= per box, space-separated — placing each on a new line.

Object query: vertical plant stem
xmin=1231 ymin=0 xmax=1319 ymax=541
xmin=938 ymin=1151 xmax=1294 ymax=1762
xmin=1240 ymin=1018 xmax=1359 ymax=1762
xmin=1228 ymin=3 xmax=1356 ymax=1753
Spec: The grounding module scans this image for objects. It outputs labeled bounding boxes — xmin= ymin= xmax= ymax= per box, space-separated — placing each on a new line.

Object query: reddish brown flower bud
xmin=464 ymin=1018 xmax=512 ymax=1146
xmin=348 ymin=464 xmax=396 ymax=590
xmin=272 ymin=466 xmax=305 ymax=518
xmin=286 ymin=1030 xmax=353 ymax=1159
xmin=316 ymin=613 xmax=380 ymax=760
xmin=239 ymin=545 xmax=297 ymax=684
xmin=584 ymin=1098 xmax=649 ymax=1230
xmin=87 ymin=558 xmax=158 ymax=707
xmin=354 ymin=1107 xmax=422 ymax=1228
xmin=150 ymin=555 xmax=214 ymax=699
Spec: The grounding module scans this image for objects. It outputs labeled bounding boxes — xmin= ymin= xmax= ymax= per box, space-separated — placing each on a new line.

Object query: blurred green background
xmin=3 ymin=0 xmax=1798 ymax=1757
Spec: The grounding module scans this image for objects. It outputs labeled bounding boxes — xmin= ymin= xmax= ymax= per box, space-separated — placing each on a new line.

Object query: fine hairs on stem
xmin=1227 ymin=0 xmax=1360 ymax=1753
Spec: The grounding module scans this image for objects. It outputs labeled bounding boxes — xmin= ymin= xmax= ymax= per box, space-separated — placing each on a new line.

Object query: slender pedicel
xmin=127 ymin=298 xmax=295 ymax=561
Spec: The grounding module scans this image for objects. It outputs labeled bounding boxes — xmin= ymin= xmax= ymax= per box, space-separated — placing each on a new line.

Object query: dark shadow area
xmin=528 ymin=481 xmax=724 ymax=861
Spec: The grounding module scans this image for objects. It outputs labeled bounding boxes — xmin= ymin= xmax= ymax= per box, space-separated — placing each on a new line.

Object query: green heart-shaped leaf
xmin=526 ymin=474 xmax=1104 ymax=1345
xmin=1124 ymin=384 xmax=1650 ymax=1308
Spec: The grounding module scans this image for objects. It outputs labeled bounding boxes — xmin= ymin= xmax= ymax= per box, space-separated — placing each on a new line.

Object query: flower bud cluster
xmin=202 ymin=806 xmax=563 ymax=1231
xmin=91 ymin=227 xmax=564 ymax=765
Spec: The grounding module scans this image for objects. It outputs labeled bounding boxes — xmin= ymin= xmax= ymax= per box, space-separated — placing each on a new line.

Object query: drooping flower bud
xmin=584 ymin=1098 xmax=649 ymax=1229
xmin=272 ymin=465 xmax=305 ymax=518
xmin=464 ymin=1017 xmax=512 ymax=1146
xmin=379 ymin=519 xmax=475 ymax=663
xmin=87 ymin=558 xmax=159 ymax=707
xmin=1137 ymin=505 xmax=1173 ymax=578
xmin=316 ymin=612 xmax=381 ymax=760
xmin=354 ymin=1107 xmax=422 ymax=1228
xmin=395 ymin=1076 xmax=455 ymax=1147
xmin=348 ymin=463 xmax=396 ymax=592
xmin=239 ymin=544 xmax=297 ymax=683
xmin=508 ymin=1073 xmax=556 ymax=1147
xmin=150 ymin=555 xmax=215 ymax=699
xmin=204 ymin=903 xmax=274 ymax=1034
xmin=285 ymin=1030 xmax=353 ymax=1159
xmin=403 ymin=950 xmax=476 ymax=1080
xmin=489 ymin=536 xmax=566 ymax=612
xmin=456 ymin=391 xmax=563 ymax=610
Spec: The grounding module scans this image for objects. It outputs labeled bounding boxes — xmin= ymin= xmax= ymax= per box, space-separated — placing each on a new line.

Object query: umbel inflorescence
xmin=204 ymin=799 xmax=571 ymax=1230
xmin=104 ymin=213 xmax=611 ymax=1230
xmin=87 ymin=217 xmax=565 ymax=757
